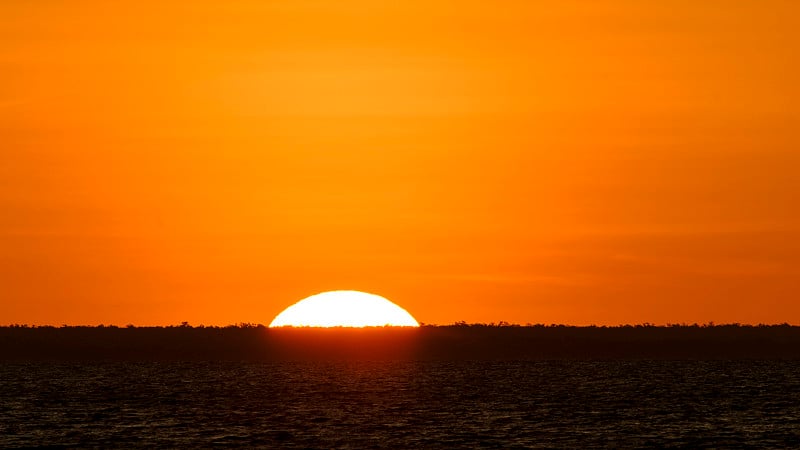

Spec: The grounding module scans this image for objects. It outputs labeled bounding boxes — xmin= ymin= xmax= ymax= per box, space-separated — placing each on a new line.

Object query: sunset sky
xmin=2 ymin=1 xmax=799 ymax=326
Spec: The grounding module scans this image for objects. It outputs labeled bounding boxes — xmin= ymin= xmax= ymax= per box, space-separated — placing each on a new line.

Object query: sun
xmin=269 ymin=290 xmax=419 ymax=328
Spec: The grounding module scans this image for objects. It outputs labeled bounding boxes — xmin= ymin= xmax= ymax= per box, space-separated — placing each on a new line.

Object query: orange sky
xmin=2 ymin=1 xmax=799 ymax=326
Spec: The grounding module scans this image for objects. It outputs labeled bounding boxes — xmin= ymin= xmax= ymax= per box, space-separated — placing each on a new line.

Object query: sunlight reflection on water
xmin=2 ymin=361 xmax=800 ymax=447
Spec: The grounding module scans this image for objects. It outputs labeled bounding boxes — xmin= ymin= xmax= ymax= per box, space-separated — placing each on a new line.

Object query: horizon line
xmin=3 ymin=321 xmax=798 ymax=329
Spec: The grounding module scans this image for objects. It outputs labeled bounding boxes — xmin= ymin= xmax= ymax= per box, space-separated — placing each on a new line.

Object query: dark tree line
xmin=2 ymin=323 xmax=800 ymax=361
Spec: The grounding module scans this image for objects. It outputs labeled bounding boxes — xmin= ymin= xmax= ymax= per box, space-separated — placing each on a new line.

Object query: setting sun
xmin=269 ymin=291 xmax=419 ymax=328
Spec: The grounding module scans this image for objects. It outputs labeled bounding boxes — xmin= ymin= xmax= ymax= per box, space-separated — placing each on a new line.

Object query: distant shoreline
xmin=2 ymin=324 xmax=799 ymax=361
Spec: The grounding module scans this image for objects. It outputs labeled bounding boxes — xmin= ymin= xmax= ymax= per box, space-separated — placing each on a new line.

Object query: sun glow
xmin=269 ymin=291 xmax=419 ymax=327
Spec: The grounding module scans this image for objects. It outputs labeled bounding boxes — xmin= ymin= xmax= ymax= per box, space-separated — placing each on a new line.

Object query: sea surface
xmin=2 ymin=361 xmax=800 ymax=447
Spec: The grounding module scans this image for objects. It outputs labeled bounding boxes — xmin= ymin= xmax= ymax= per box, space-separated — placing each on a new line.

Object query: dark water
xmin=2 ymin=361 xmax=800 ymax=448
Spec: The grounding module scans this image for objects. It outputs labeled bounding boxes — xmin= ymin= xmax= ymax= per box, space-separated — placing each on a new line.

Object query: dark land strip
xmin=2 ymin=324 xmax=800 ymax=360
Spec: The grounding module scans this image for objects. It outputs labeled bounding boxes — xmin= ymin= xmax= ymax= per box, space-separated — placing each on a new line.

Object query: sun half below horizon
xmin=1 ymin=1 xmax=799 ymax=327
xmin=269 ymin=291 xmax=420 ymax=328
